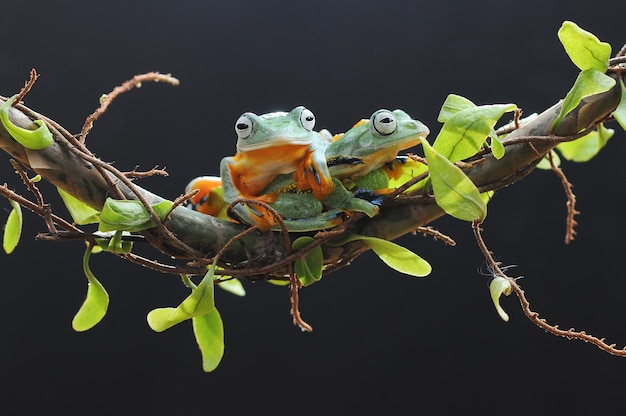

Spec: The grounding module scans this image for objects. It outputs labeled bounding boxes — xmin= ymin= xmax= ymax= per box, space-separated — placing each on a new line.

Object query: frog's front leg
xmin=293 ymin=144 xmax=335 ymax=200
xmin=219 ymin=157 xmax=279 ymax=230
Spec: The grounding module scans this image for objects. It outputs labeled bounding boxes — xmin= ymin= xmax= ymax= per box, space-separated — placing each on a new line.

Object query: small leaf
xmin=93 ymin=231 xmax=133 ymax=254
xmin=292 ymin=236 xmax=323 ymax=286
xmin=552 ymin=69 xmax=616 ymax=130
xmin=556 ymin=123 xmax=613 ymax=162
xmin=489 ymin=276 xmax=512 ymax=322
xmin=341 ymin=235 xmax=431 ymax=277
xmin=99 ymin=198 xmax=173 ymax=232
xmin=72 ymin=246 xmax=109 ymax=331
xmin=536 ymin=150 xmax=561 ymax=170
xmin=216 ymin=278 xmax=246 ymax=296
xmin=612 ymin=79 xmax=626 ymax=131
xmin=3 ymin=200 xmax=22 ymax=254
xmin=147 ymin=264 xmax=216 ymax=332
xmin=558 ymin=21 xmax=611 ymax=72
xmin=57 ymin=187 xmax=100 ymax=225
xmin=192 ymin=308 xmax=225 ymax=372
xmin=437 ymin=94 xmax=476 ymax=122
xmin=434 ymin=103 xmax=516 ymax=162
xmin=0 ymin=95 xmax=54 ymax=150
xmin=490 ymin=134 xmax=505 ymax=160
xmin=422 ymin=138 xmax=487 ymax=221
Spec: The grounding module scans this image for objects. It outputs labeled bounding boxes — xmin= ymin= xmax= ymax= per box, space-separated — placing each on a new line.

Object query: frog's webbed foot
xmin=293 ymin=151 xmax=335 ymax=201
xmin=227 ymin=194 xmax=280 ymax=231
xmin=350 ymin=189 xmax=383 ymax=217
xmin=322 ymin=178 xmax=381 ymax=218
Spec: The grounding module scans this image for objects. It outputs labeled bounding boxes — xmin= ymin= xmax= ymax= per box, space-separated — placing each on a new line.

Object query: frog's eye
xmin=371 ymin=110 xmax=397 ymax=136
xmin=235 ymin=114 xmax=254 ymax=140
xmin=299 ymin=108 xmax=316 ymax=131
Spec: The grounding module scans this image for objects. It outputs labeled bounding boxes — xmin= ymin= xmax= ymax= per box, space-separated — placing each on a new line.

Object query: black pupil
xmin=380 ymin=117 xmax=392 ymax=124
xmin=237 ymin=122 xmax=249 ymax=131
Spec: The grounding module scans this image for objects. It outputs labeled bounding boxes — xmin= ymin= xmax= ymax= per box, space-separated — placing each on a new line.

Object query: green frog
xmin=219 ymin=106 xmax=335 ymax=230
xmin=187 ymin=109 xmax=430 ymax=232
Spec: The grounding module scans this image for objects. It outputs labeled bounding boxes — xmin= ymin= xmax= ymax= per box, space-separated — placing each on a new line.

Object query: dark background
xmin=2 ymin=1 xmax=625 ymax=413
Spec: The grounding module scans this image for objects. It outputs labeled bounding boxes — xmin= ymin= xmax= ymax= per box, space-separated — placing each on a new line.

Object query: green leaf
xmin=612 ymin=78 xmax=626 ymax=131
xmin=490 ymin=133 xmax=505 ymax=160
xmin=57 ymin=187 xmax=100 ymax=225
xmin=192 ymin=307 xmax=225 ymax=372
xmin=434 ymin=103 xmax=516 ymax=162
xmin=0 ymin=95 xmax=54 ymax=150
xmin=292 ymin=236 xmax=323 ymax=286
xmin=558 ymin=21 xmax=611 ymax=72
xmin=147 ymin=264 xmax=216 ymax=332
xmin=98 ymin=198 xmax=173 ymax=232
xmin=536 ymin=150 xmax=561 ymax=170
xmin=3 ymin=199 xmax=22 ymax=254
xmin=422 ymin=138 xmax=487 ymax=221
xmin=216 ymin=278 xmax=246 ymax=296
xmin=72 ymin=246 xmax=109 ymax=331
xmin=556 ymin=123 xmax=613 ymax=162
xmin=340 ymin=235 xmax=431 ymax=277
xmin=489 ymin=276 xmax=512 ymax=322
xmin=552 ymin=69 xmax=616 ymax=130
xmin=437 ymin=94 xmax=476 ymax=122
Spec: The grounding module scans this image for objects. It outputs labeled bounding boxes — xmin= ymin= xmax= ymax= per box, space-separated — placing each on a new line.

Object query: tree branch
xmin=1 ymin=70 xmax=624 ymax=278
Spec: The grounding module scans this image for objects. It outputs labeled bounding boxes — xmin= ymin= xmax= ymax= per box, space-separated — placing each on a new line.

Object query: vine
xmin=1 ymin=21 xmax=626 ymax=371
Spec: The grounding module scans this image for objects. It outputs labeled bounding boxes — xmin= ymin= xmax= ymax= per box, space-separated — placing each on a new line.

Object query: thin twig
xmin=547 ymin=152 xmax=578 ymax=243
xmin=15 ymin=68 xmax=39 ymax=104
xmin=79 ymin=72 xmax=180 ymax=144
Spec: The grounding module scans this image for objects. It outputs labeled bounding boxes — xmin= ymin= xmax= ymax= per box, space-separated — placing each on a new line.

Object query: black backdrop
xmin=2 ymin=1 xmax=626 ymax=413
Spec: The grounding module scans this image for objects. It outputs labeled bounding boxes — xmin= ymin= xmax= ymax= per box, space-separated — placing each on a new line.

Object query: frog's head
xmin=234 ymin=106 xmax=318 ymax=152
xmin=326 ymin=109 xmax=430 ymax=178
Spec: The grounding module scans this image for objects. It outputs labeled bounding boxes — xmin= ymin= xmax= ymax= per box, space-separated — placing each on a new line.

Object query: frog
xmin=219 ymin=106 xmax=335 ymax=230
xmin=325 ymin=108 xmax=430 ymax=188
xmin=188 ymin=109 xmax=430 ymax=231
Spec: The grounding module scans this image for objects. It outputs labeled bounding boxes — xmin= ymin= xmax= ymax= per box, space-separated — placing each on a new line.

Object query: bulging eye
xmin=299 ymin=107 xmax=316 ymax=131
xmin=235 ymin=113 xmax=254 ymax=139
xmin=371 ymin=110 xmax=397 ymax=136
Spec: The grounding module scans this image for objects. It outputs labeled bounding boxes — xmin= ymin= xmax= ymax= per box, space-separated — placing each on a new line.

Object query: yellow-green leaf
xmin=293 ymin=236 xmax=323 ymax=286
xmin=341 ymin=235 xmax=431 ymax=277
xmin=552 ymin=69 xmax=616 ymax=130
xmin=536 ymin=150 xmax=561 ymax=170
xmin=489 ymin=276 xmax=512 ymax=322
xmin=147 ymin=264 xmax=216 ymax=332
xmin=556 ymin=123 xmax=613 ymax=162
xmin=99 ymin=198 xmax=173 ymax=232
xmin=557 ymin=21 xmax=611 ymax=72
xmin=437 ymin=94 xmax=476 ymax=122
xmin=216 ymin=278 xmax=246 ymax=296
xmin=0 ymin=95 xmax=54 ymax=150
xmin=434 ymin=103 xmax=516 ymax=162
xmin=3 ymin=200 xmax=22 ymax=254
xmin=72 ymin=246 xmax=109 ymax=331
xmin=422 ymin=138 xmax=487 ymax=221
xmin=192 ymin=308 xmax=224 ymax=372
xmin=57 ymin=187 xmax=100 ymax=225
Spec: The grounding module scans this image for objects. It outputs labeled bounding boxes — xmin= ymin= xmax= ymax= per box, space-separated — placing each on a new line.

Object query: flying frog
xmin=326 ymin=108 xmax=430 ymax=188
xmin=220 ymin=106 xmax=335 ymax=230
xmin=187 ymin=109 xmax=430 ymax=232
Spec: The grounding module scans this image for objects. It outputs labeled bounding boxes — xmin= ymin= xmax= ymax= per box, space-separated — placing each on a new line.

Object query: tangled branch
xmin=0 ymin=51 xmax=625 ymax=352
